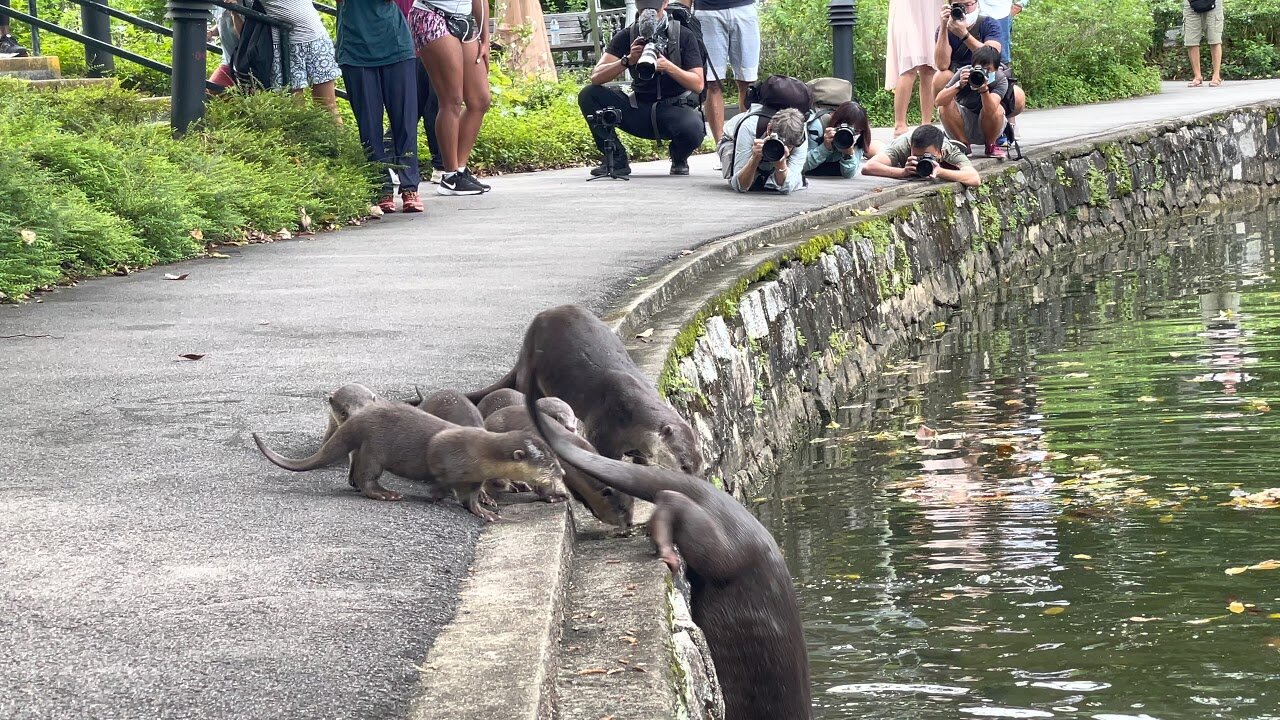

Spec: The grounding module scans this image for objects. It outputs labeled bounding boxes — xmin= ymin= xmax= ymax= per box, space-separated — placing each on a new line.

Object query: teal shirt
xmin=335 ymin=0 xmax=416 ymax=67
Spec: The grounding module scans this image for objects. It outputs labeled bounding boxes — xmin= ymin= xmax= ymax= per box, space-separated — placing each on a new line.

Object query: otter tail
xmin=252 ymin=431 xmax=352 ymax=472
xmin=522 ymin=342 xmax=688 ymax=503
xmin=464 ymin=367 xmax=518 ymax=404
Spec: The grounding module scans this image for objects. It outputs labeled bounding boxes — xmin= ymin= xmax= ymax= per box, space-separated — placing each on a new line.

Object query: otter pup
xmin=478 ymin=389 xmax=579 ymax=434
xmin=484 ymin=405 xmax=634 ymax=528
xmin=523 ymin=383 xmax=811 ymax=720
xmin=322 ymin=382 xmax=381 ymax=441
xmin=468 ymin=305 xmax=704 ymax=476
xmin=253 ymin=401 xmax=565 ymax=521
xmin=476 ymin=388 xmax=524 ymax=418
xmin=417 ymin=388 xmax=485 ymax=427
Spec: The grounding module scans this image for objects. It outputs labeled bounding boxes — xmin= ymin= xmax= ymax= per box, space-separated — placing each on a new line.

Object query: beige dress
xmin=884 ymin=0 xmax=940 ymax=88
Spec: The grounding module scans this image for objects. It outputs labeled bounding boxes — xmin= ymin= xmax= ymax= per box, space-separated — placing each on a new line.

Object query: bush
xmin=1151 ymin=0 xmax=1280 ymax=80
xmin=0 ymin=81 xmax=378 ymax=300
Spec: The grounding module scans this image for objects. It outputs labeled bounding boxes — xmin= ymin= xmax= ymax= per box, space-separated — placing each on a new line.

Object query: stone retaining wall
xmin=657 ymin=104 xmax=1280 ymax=496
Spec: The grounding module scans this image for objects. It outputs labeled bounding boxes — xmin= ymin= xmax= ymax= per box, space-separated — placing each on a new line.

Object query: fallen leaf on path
xmin=178 ymin=354 xmax=205 ymax=361
xmin=635 ymin=328 xmax=654 ymax=339
xmin=164 ymin=273 xmax=189 ymax=281
xmin=578 ymin=668 xmax=607 ymax=676
xmin=208 ymin=252 xmax=231 ymax=259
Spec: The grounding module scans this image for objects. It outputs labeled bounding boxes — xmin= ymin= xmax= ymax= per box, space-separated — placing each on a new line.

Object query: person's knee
xmin=578 ymin=83 xmax=609 ymax=113
xmin=706 ymin=82 xmax=724 ymax=97
xmin=933 ymin=71 xmax=952 ymax=94
xmin=467 ymin=86 xmax=491 ymax=113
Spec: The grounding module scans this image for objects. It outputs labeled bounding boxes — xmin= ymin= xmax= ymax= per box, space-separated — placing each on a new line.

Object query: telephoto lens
xmin=833 ymin=124 xmax=857 ymax=152
xmin=950 ymin=2 xmax=965 ymax=20
xmin=761 ymin=134 xmax=786 ymax=163
xmin=968 ymin=68 xmax=987 ymax=89
xmin=915 ymin=153 xmax=937 ymax=178
xmin=635 ymin=42 xmax=660 ymax=81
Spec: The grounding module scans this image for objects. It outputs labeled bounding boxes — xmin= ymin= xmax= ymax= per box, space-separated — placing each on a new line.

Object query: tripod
xmin=586 ymin=125 xmax=630 ymax=182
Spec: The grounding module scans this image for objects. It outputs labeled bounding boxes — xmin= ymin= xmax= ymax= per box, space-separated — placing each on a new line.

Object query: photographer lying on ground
xmin=861 ymin=123 xmax=981 ymax=187
xmin=804 ymin=101 xmax=879 ymax=178
xmin=577 ymin=0 xmax=706 ymax=177
xmin=931 ymin=0 xmax=1002 ymax=97
xmin=936 ymin=46 xmax=1024 ymax=158
xmin=720 ymin=107 xmax=809 ymax=193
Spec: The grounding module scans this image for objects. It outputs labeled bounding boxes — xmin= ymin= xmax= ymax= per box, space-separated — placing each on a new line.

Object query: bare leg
xmin=734 ymin=79 xmax=751 ymax=112
xmin=918 ymin=66 xmax=937 ymax=124
xmin=419 ymin=36 xmax=466 ymax=172
xmin=932 ymin=69 xmax=953 ymax=99
xmin=456 ymin=41 xmax=492 ymax=169
xmin=979 ymin=91 xmax=1006 ymax=146
xmin=348 ymin=451 xmax=402 ymax=501
xmin=705 ymin=82 xmax=726 ymax=142
xmin=892 ymin=70 xmax=916 ymax=136
xmin=1210 ymin=43 xmax=1222 ymax=85
xmin=1187 ymin=45 xmax=1203 ymax=86
xmin=939 ymin=101 xmax=967 ymax=146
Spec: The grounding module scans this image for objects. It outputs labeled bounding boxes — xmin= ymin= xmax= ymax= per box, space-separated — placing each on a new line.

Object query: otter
xmin=417 ymin=388 xmax=485 ymax=427
xmin=322 ymin=382 xmax=381 ymax=441
xmin=479 ymin=390 xmax=578 ymax=434
xmin=253 ymin=401 xmax=565 ymax=521
xmin=523 ymin=382 xmax=811 ymax=720
xmin=467 ymin=305 xmax=704 ymax=475
xmin=484 ymin=405 xmax=634 ymax=528
xmin=476 ymin=388 xmax=524 ymax=418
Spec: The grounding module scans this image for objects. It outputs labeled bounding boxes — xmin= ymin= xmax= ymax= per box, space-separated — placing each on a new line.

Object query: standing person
xmin=409 ymin=0 xmax=493 ymax=195
xmin=700 ymin=0 xmax=760 ymax=146
xmin=0 ymin=2 xmax=30 ymax=56
xmin=885 ymin=0 xmax=939 ymax=137
xmin=208 ymin=0 xmax=246 ymax=91
xmin=978 ymin=0 xmax=1025 ymax=64
xmin=392 ymin=0 xmax=445 ymax=183
xmin=1184 ymin=0 xmax=1224 ymax=87
xmin=259 ymin=0 xmax=343 ymax=116
xmin=337 ymin=0 xmax=423 ymax=213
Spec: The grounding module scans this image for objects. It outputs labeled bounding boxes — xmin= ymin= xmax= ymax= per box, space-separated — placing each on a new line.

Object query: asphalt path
xmin=1 ymin=80 xmax=1277 ymax=719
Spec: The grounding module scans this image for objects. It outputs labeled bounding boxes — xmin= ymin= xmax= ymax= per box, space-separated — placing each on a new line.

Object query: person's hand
xmin=628 ymin=38 xmax=646 ymax=65
xmin=822 ymin=126 xmax=836 ymax=150
xmin=655 ymin=54 xmax=675 ymax=74
xmin=841 ymin=142 xmax=856 ymax=157
xmin=751 ymin=139 xmax=765 ymax=160
xmin=948 ymin=15 xmax=969 ymax=37
xmin=940 ymin=5 xmax=953 ymax=25
xmin=904 ymin=155 xmax=920 ymax=178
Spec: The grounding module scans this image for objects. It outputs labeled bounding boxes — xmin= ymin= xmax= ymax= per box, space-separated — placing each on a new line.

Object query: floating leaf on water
xmin=1128 ymin=616 xmax=1161 ymax=623
xmin=178 ymin=353 xmax=205 ymax=361
xmin=1188 ymin=615 xmax=1228 ymax=625
xmin=1064 ymin=372 xmax=1090 ymax=379
xmin=1055 ymin=361 xmax=1085 ymax=368
xmin=1225 ymin=567 xmax=1248 ymax=576
xmin=916 ymin=424 xmax=937 ymax=442
xmin=933 ymin=321 xmax=948 ymax=332
xmin=1229 ymin=601 xmax=1246 ymax=614
xmin=841 ymin=573 xmax=861 ymax=580
xmin=826 ymin=421 xmax=841 ymax=430
xmin=1248 ymin=559 xmax=1280 ymax=571
xmin=1269 ymin=613 xmax=1280 ymax=619
xmin=1158 ymin=515 xmax=1175 ymax=523
xmin=1224 ymin=488 xmax=1280 ymax=509
xmin=1136 ymin=396 xmax=1159 ymax=403
xmin=1043 ymin=607 xmax=1065 ymax=616
xmin=1072 ymin=554 xmax=1093 ymax=560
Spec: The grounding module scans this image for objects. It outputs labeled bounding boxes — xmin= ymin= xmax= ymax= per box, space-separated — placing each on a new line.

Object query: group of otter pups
xmin=251 ymin=304 xmax=813 ymax=719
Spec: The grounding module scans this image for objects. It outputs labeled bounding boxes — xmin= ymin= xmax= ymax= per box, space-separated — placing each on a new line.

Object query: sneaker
xmin=461 ymin=168 xmax=491 ymax=192
xmin=985 ymin=143 xmax=1007 ymax=159
xmin=0 ymin=35 xmax=28 ymax=57
xmin=400 ymin=190 xmax=424 ymax=213
xmin=670 ymin=160 xmax=690 ymax=176
xmin=376 ymin=194 xmax=397 ymax=213
xmin=428 ymin=168 xmax=444 ymax=184
xmin=436 ymin=171 xmax=485 ymax=196
xmin=590 ymin=162 xmax=631 ymax=177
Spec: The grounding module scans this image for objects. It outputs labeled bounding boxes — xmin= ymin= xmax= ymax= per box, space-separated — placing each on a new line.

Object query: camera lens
xmin=916 ymin=155 xmax=936 ymax=178
xmin=969 ymin=68 xmax=986 ymax=88
xmin=635 ymin=41 xmax=660 ymax=82
xmin=950 ymin=3 xmax=965 ymax=20
xmin=833 ymin=124 xmax=856 ymax=151
xmin=762 ymin=136 xmax=786 ymax=164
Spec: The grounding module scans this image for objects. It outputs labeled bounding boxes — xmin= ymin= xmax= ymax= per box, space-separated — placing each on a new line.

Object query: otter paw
xmin=363 ymin=488 xmax=403 ymax=501
xmin=542 ymin=492 xmax=569 ymax=504
xmin=659 ymin=549 xmax=681 ymax=574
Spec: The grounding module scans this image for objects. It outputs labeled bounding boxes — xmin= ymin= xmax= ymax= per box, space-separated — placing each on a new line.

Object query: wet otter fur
xmin=523 ymin=380 xmax=811 ymax=719
xmin=467 ymin=305 xmax=704 ymax=475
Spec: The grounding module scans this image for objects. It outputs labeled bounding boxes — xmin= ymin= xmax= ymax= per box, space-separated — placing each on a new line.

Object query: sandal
xmin=1210 ymin=78 xmax=1222 ymax=87
xmin=1187 ymin=78 xmax=1203 ymax=87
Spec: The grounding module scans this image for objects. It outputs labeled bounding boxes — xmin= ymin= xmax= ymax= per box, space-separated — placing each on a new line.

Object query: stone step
xmin=0 ymin=55 xmax=60 ymax=80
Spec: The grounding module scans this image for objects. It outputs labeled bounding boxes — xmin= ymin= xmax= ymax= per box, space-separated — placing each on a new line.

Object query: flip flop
xmin=1210 ymin=79 xmax=1222 ymax=86
xmin=1188 ymin=79 xmax=1203 ymax=87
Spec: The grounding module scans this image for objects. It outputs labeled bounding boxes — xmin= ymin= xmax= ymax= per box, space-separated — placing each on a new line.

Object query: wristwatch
xmin=620 ymin=56 xmax=631 ymax=68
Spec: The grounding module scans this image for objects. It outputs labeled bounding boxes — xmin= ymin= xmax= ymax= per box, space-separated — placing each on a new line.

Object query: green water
xmin=758 ymin=203 xmax=1280 ymax=720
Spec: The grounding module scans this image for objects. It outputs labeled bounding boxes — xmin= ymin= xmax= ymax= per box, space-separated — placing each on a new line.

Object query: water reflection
xmin=759 ymin=202 xmax=1280 ymax=720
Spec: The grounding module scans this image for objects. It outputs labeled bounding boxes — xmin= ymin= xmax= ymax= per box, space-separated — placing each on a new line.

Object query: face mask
xmin=986 ymin=70 xmax=998 ymax=84
xmin=965 ymin=10 xmax=979 ymax=23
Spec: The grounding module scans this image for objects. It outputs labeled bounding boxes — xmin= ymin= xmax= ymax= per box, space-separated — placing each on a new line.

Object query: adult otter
xmin=468 ymin=305 xmax=704 ymax=476
xmin=484 ymin=405 xmax=634 ymax=528
xmin=417 ymin=388 xmax=485 ymax=427
xmin=253 ymin=402 xmax=565 ymax=521
xmin=523 ymin=384 xmax=812 ymax=720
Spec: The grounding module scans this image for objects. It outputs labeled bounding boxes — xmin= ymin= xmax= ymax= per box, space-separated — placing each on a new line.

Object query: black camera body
xmin=950 ymin=2 xmax=966 ymax=20
xmin=832 ymin=123 xmax=858 ymax=152
xmin=915 ymin=152 xmax=938 ymax=178
xmin=968 ymin=67 xmax=988 ymax=90
xmin=588 ymin=107 xmax=622 ymax=129
xmin=761 ymin=133 xmax=786 ymax=164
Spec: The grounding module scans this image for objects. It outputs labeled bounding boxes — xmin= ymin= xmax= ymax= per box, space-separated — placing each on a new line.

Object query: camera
xmin=587 ymin=107 xmax=622 ymax=128
xmin=915 ymin=152 xmax=938 ymax=177
xmin=634 ymin=9 xmax=666 ymax=82
xmin=968 ymin=67 xmax=988 ymax=90
xmin=950 ymin=2 xmax=965 ymax=20
xmin=832 ymin=123 xmax=858 ymax=152
xmin=761 ymin=133 xmax=786 ymax=163
xmin=635 ymin=41 xmax=662 ymax=82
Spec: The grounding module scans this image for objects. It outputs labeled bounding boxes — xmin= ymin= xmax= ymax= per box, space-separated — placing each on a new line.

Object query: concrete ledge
xmin=0 ymin=55 xmax=61 ymax=81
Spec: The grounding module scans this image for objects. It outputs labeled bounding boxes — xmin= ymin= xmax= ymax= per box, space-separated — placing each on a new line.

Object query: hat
xmin=635 ymin=0 xmax=665 ymax=10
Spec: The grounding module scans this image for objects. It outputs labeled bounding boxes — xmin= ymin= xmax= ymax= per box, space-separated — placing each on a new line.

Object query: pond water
xmin=757 ymin=202 xmax=1280 ymax=720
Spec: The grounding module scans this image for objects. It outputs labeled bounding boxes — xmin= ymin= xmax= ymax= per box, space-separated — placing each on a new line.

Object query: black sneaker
xmin=461 ymin=168 xmax=491 ymax=193
xmin=590 ymin=161 xmax=631 ymax=177
xmin=670 ymin=159 xmax=690 ymax=176
xmin=0 ymin=36 xmax=29 ymax=57
xmin=436 ymin=171 xmax=485 ymax=196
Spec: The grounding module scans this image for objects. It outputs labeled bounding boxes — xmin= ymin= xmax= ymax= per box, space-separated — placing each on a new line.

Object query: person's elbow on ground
xmin=861 ymin=155 xmax=898 ymax=179
xmin=953 ymin=167 xmax=981 ymax=187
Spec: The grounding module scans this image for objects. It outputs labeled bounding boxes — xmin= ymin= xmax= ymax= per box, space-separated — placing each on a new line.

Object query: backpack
xmin=806 ymin=76 xmax=852 ymax=144
xmin=1189 ymin=0 xmax=1214 ymax=11
xmin=746 ymin=75 xmax=815 ymax=115
xmin=232 ymin=0 xmax=278 ymax=90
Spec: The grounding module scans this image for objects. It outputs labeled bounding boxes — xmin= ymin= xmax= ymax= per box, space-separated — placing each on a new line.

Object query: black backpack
xmin=232 ymin=0 xmax=278 ymax=90
xmin=746 ymin=75 xmax=815 ymax=115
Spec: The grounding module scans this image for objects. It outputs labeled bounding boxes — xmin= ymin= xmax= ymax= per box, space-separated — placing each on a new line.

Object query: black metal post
xmin=167 ymin=0 xmax=209 ymax=135
xmin=81 ymin=0 xmax=115 ymax=75
xmin=828 ymin=0 xmax=855 ymax=85
xmin=25 ymin=0 xmax=41 ymax=56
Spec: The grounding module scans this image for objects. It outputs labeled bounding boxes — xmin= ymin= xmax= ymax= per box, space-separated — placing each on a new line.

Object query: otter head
xmin=536 ymin=397 xmax=578 ymax=434
xmin=625 ymin=420 xmax=705 ymax=477
xmin=506 ymin=434 xmax=566 ymax=490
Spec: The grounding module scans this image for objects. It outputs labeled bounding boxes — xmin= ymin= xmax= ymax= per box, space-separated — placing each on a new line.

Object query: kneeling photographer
xmin=577 ymin=0 xmax=706 ymax=177
xmin=861 ymin=124 xmax=981 ymax=187
xmin=936 ymin=45 xmax=1024 ymax=158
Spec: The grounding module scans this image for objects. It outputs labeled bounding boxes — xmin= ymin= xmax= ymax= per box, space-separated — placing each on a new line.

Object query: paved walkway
xmin=1 ymin=80 xmax=1277 ymax=719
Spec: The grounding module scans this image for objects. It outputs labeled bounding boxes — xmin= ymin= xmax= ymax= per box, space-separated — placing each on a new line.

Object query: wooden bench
xmin=544 ymin=8 xmax=627 ymax=70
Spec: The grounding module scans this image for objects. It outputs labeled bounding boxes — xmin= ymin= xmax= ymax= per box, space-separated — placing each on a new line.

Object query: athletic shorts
xmin=1183 ymin=0 xmax=1223 ymax=46
xmin=272 ymin=35 xmax=341 ymax=90
xmin=409 ymin=5 xmax=478 ymax=50
xmin=699 ymin=4 xmax=759 ymax=83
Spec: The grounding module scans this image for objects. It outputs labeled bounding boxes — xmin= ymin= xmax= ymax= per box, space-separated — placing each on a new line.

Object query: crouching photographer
xmin=936 ymin=45 xmax=1024 ymax=158
xmin=577 ymin=0 xmax=706 ymax=177
xmin=861 ymin=124 xmax=981 ymax=187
